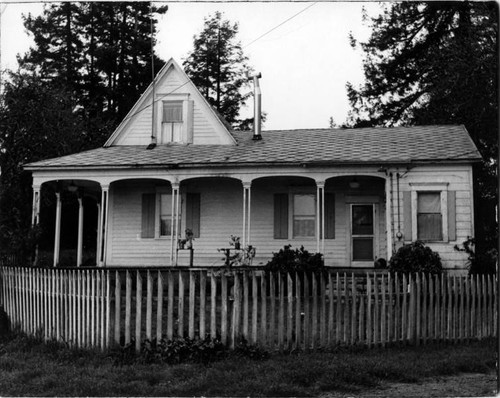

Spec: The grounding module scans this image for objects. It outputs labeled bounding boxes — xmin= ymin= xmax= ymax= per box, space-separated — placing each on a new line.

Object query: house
xmin=25 ymin=59 xmax=481 ymax=271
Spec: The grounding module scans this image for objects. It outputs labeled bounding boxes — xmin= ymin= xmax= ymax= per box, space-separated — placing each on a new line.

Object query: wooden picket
xmin=0 ymin=267 xmax=496 ymax=352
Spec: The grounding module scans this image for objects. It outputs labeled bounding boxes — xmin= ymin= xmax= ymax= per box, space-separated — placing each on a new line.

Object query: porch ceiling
xmin=25 ymin=125 xmax=481 ymax=171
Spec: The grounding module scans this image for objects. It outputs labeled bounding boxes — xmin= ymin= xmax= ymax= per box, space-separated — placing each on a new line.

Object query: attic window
xmin=161 ymin=101 xmax=183 ymax=143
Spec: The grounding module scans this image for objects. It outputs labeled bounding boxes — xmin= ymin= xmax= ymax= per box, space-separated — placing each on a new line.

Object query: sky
xmin=0 ymin=1 xmax=381 ymax=131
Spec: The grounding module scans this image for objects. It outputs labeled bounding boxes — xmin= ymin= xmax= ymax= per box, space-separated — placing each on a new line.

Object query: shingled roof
xmin=25 ymin=125 xmax=481 ymax=170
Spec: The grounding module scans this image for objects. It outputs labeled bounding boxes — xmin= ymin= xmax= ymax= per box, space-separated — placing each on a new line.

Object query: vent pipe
xmin=248 ymin=72 xmax=262 ymax=141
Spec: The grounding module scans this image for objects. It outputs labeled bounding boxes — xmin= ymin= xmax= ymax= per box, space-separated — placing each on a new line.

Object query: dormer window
xmin=161 ymin=101 xmax=183 ymax=143
xmin=156 ymin=96 xmax=194 ymax=144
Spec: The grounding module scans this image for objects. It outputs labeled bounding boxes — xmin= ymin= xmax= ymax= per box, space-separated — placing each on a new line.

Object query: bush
xmin=454 ymin=237 xmax=497 ymax=275
xmin=265 ymin=245 xmax=324 ymax=272
xmin=388 ymin=241 xmax=442 ymax=274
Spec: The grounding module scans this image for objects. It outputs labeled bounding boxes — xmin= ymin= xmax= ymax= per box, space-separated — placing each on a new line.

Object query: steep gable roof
xmin=104 ymin=58 xmax=236 ymax=147
xmin=26 ymin=125 xmax=481 ymax=170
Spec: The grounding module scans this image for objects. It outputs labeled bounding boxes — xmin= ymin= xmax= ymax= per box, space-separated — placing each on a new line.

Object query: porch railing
xmin=0 ymin=266 xmax=496 ymax=351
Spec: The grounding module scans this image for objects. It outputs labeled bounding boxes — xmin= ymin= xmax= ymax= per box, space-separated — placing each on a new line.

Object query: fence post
xmin=146 ymin=270 xmax=153 ymax=341
xmin=278 ymin=272 xmax=285 ymax=350
xmin=303 ymin=271 xmax=310 ymax=351
xmin=311 ymin=272 xmax=317 ymax=350
xmin=320 ymin=271 xmax=327 ymax=347
xmin=327 ymin=272 xmax=333 ymax=345
xmin=231 ymin=271 xmax=241 ymax=349
xmin=351 ymin=273 xmax=357 ymax=346
xmin=243 ymin=270 xmax=249 ymax=340
xmin=261 ymin=271 xmax=268 ymax=346
xmin=125 ymin=270 xmax=131 ymax=345
xmin=270 ymin=272 xmax=276 ymax=348
xmin=287 ymin=272 xmax=294 ymax=349
xmin=221 ymin=271 xmax=228 ymax=345
xmin=135 ymin=271 xmax=142 ymax=352
xmin=296 ymin=271 xmax=302 ymax=350
xmin=178 ymin=271 xmax=185 ymax=338
xmin=209 ymin=271 xmax=216 ymax=340
xmin=387 ymin=273 xmax=393 ymax=344
xmin=157 ymin=270 xmax=164 ymax=342
xmin=415 ymin=273 xmax=421 ymax=346
xmin=105 ymin=270 xmax=111 ymax=348
xmin=189 ymin=270 xmax=195 ymax=340
xmin=251 ymin=271 xmax=258 ymax=345
xmin=381 ymin=273 xmax=386 ymax=347
xmin=199 ymin=270 xmax=205 ymax=340
xmin=373 ymin=273 xmax=378 ymax=345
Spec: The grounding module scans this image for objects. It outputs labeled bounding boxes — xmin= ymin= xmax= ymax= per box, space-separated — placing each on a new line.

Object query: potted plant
xmin=185 ymin=229 xmax=194 ymax=249
xmin=230 ymin=235 xmax=241 ymax=250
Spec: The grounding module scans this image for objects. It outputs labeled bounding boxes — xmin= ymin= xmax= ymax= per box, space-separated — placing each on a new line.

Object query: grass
xmin=0 ymin=332 xmax=496 ymax=397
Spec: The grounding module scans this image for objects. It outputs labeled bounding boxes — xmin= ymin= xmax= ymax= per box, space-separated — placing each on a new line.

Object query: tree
xmin=347 ymin=2 xmax=498 ymax=254
xmin=0 ymin=72 xmax=85 ymax=253
xmin=183 ymin=12 xmax=254 ymax=129
xmin=20 ymin=2 xmax=167 ymax=124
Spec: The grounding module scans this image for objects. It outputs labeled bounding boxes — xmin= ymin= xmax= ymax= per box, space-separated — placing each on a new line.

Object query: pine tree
xmin=183 ymin=12 xmax=253 ymax=128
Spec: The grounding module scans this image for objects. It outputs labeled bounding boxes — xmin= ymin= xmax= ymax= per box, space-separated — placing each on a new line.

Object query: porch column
xmin=53 ymin=190 xmax=62 ymax=267
xmin=32 ymin=185 xmax=41 ymax=265
xmin=96 ymin=201 xmax=101 ymax=264
xmin=76 ymin=191 xmax=84 ymax=267
xmin=242 ymin=182 xmax=252 ymax=247
xmin=385 ymin=174 xmax=394 ymax=260
xmin=98 ymin=185 xmax=109 ymax=267
xmin=316 ymin=181 xmax=325 ymax=254
xmin=170 ymin=183 xmax=180 ymax=266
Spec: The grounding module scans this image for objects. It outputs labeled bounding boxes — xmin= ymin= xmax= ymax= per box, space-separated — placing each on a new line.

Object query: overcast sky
xmin=0 ymin=2 xmax=381 ymax=130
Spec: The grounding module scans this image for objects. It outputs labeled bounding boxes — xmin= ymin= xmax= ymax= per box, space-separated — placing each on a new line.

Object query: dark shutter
xmin=186 ymin=193 xmax=201 ymax=238
xmin=141 ymin=193 xmax=156 ymax=238
xmin=403 ymin=191 xmax=412 ymax=241
xmin=325 ymin=193 xmax=335 ymax=239
xmin=274 ymin=193 xmax=288 ymax=239
xmin=448 ymin=191 xmax=456 ymax=241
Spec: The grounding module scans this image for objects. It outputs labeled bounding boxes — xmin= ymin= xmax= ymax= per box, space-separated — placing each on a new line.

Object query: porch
xmin=32 ymin=170 xmax=393 ymax=269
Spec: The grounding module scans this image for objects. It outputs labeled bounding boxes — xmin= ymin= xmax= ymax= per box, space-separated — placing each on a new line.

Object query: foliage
xmin=0 ymin=306 xmax=10 ymax=336
xmin=183 ymin=12 xmax=259 ymax=129
xmin=347 ymin=2 xmax=498 ymax=256
xmin=454 ymin=237 xmax=497 ymax=275
xmin=388 ymin=241 xmax=443 ymax=274
xmin=265 ymin=245 xmax=324 ymax=272
xmin=111 ymin=336 xmax=268 ymax=366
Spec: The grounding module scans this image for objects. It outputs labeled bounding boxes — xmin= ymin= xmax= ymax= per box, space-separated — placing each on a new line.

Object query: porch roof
xmin=25 ymin=125 xmax=481 ymax=170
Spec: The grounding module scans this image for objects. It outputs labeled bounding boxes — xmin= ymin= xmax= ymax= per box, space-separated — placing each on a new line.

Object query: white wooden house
xmin=25 ymin=59 xmax=481 ymax=271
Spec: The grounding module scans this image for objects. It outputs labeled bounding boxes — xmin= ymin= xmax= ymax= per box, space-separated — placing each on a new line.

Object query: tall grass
xmin=0 ymin=331 xmax=495 ymax=397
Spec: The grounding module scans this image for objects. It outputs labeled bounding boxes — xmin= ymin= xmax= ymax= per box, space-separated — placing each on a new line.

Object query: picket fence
xmin=0 ymin=266 xmax=497 ymax=351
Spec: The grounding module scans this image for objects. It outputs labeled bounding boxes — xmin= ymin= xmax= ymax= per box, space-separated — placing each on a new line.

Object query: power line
xmin=243 ymin=2 xmax=317 ymax=49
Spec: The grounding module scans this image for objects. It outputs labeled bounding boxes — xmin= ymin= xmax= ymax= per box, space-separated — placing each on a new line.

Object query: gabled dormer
xmin=105 ymin=58 xmax=236 ymax=147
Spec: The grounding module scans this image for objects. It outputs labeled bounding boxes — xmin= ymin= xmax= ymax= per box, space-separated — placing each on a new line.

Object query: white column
xmin=32 ymin=186 xmax=41 ymax=265
xmin=175 ymin=185 xmax=181 ymax=265
xmin=321 ymin=185 xmax=325 ymax=255
xmin=77 ymin=194 xmax=84 ymax=267
xmin=170 ymin=183 xmax=179 ymax=266
xmin=316 ymin=182 xmax=325 ymax=254
xmin=242 ymin=186 xmax=247 ymax=247
xmin=53 ymin=191 xmax=62 ymax=267
xmin=98 ymin=186 xmax=109 ymax=267
xmin=385 ymin=174 xmax=393 ymax=260
xmin=247 ymin=184 xmax=252 ymax=246
xmin=96 ymin=201 xmax=101 ymax=264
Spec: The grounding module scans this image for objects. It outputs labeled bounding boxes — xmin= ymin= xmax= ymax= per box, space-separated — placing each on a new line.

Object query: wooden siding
xmin=114 ymin=66 xmax=232 ymax=146
xmin=396 ymin=165 xmax=472 ymax=269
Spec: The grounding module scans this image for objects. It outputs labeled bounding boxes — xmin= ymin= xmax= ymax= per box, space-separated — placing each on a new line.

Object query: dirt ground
xmin=323 ymin=371 xmax=498 ymax=398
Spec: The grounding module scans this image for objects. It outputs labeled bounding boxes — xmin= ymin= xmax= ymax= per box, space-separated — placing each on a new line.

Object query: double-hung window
xmin=159 ymin=193 xmax=173 ymax=237
xmin=161 ymin=101 xmax=183 ymax=143
xmin=417 ymin=192 xmax=442 ymax=241
xmin=293 ymin=194 xmax=316 ymax=238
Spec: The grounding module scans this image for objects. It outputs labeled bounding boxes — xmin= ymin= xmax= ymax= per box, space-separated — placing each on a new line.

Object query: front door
xmin=351 ymin=204 xmax=374 ymax=263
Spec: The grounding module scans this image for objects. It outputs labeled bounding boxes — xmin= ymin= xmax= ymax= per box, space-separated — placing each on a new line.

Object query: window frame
xmin=155 ymin=93 xmax=191 ymax=144
xmin=153 ymin=188 xmax=183 ymax=240
xmin=410 ymin=183 xmax=449 ymax=243
xmin=289 ymin=189 xmax=317 ymax=239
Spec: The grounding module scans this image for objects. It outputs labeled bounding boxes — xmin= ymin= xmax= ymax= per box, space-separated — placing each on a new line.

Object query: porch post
xmin=242 ymin=182 xmax=252 ymax=247
xmin=32 ymin=185 xmax=41 ymax=265
xmin=96 ymin=201 xmax=101 ymax=264
xmin=53 ymin=190 xmax=62 ymax=267
xmin=170 ymin=183 xmax=180 ymax=266
xmin=316 ymin=181 xmax=325 ymax=254
xmin=98 ymin=185 xmax=109 ymax=267
xmin=76 ymin=192 xmax=84 ymax=267
xmin=385 ymin=174 xmax=394 ymax=260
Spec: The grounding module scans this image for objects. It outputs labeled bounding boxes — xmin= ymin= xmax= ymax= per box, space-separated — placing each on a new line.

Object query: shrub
xmin=265 ymin=245 xmax=324 ymax=272
xmin=388 ymin=241 xmax=442 ymax=274
xmin=0 ymin=306 xmax=10 ymax=336
xmin=454 ymin=237 xmax=497 ymax=275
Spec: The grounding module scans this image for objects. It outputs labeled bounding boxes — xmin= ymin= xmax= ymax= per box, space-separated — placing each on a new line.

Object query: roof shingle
xmin=25 ymin=125 xmax=481 ymax=170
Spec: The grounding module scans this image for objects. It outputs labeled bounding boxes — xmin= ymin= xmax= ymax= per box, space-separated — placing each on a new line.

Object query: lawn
xmin=0 ymin=333 xmax=496 ymax=397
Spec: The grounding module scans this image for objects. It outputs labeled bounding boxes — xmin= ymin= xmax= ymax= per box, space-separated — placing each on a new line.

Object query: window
xmin=293 ymin=194 xmax=316 ymax=238
xmin=159 ymin=194 xmax=173 ymax=237
xmin=161 ymin=101 xmax=183 ymax=143
xmin=141 ymin=192 xmax=200 ymax=239
xmin=417 ymin=192 xmax=442 ymax=241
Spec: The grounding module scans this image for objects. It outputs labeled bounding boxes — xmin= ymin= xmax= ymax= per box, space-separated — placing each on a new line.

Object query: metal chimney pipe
xmin=249 ymin=72 xmax=262 ymax=141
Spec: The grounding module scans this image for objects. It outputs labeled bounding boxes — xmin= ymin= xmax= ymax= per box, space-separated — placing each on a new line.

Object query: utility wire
xmin=243 ymin=2 xmax=317 ymax=49
xmin=120 ymin=3 xmax=318 ymax=125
